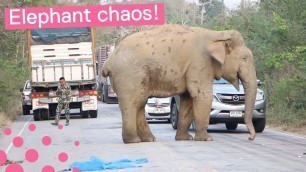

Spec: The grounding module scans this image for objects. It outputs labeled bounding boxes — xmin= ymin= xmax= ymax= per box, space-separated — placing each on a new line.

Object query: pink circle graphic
xmin=25 ymin=149 xmax=39 ymax=162
xmin=0 ymin=150 xmax=7 ymax=166
xmin=42 ymin=165 xmax=55 ymax=172
xmin=72 ymin=168 xmax=80 ymax=172
xmin=58 ymin=124 xmax=63 ymax=130
xmin=4 ymin=128 xmax=11 ymax=136
xmin=74 ymin=141 xmax=80 ymax=146
xmin=28 ymin=124 xmax=36 ymax=131
xmin=5 ymin=163 xmax=24 ymax=172
xmin=13 ymin=136 xmax=24 ymax=147
xmin=58 ymin=152 xmax=68 ymax=162
xmin=42 ymin=136 xmax=52 ymax=146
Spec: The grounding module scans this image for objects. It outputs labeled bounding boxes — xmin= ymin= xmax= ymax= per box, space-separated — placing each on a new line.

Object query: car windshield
xmin=213 ymin=78 xmax=229 ymax=84
xmin=213 ymin=78 xmax=242 ymax=84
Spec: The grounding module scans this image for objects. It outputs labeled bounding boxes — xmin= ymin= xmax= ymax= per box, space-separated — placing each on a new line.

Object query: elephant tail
xmin=101 ymin=60 xmax=110 ymax=77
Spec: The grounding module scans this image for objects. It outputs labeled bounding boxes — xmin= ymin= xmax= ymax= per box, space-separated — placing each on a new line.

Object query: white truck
xmin=27 ymin=27 xmax=98 ymax=121
xmin=96 ymin=45 xmax=118 ymax=104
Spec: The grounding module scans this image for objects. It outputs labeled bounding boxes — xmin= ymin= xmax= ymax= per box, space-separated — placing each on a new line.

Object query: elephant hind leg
xmin=175 ymin=92 xmax=194 ymax=141
xmin=118 ymin=96 xmax=141 ymax=144
xmin=137 ymin=107 xmax=156 ymax=142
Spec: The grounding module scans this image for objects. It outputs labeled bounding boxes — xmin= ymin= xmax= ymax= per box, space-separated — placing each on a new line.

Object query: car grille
xmin=217 ymin=94 xmax=245 ymax=105
xmin=147 ymin=103 xmax=169 ymax=108
xmin=148 ymin=113 xmax=170 ymax=116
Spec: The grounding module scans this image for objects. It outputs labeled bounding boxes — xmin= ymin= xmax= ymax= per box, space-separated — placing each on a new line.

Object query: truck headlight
xmin=256 ymin=92 xmax=264 ymax=101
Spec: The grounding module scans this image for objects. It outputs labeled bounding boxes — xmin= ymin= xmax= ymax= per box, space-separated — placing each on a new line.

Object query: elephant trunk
xmin=240 ymin=68 xmax=257 ymax=140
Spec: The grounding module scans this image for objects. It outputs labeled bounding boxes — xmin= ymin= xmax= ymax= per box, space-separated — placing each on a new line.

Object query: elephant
xmin=102 ymin=24 xmax=258 ymax=143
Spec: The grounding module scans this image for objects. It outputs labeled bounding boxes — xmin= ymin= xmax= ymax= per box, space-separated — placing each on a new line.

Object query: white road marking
xmin=266 ymin=129 xmax=306 ymax=140
xmin=5 ymin=116 xmax=32 ymax=154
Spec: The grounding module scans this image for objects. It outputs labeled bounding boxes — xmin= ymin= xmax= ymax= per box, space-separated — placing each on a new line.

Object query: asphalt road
xmin=1 ymin=102 xmax=306 ymax=172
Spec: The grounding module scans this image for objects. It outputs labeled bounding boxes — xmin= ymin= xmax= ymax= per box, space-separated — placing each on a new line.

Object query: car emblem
xmin=232 ymin=95 xmax=240 ymax=101
xmin=154 ymin=99 xmax=159 ymax=106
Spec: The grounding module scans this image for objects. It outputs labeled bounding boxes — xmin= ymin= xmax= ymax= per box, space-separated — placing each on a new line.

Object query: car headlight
xmin=256 ymin=92 xmax=264 ymax=101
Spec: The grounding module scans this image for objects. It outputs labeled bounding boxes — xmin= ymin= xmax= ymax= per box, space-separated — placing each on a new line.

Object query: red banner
xmin=5 ymin=3 xmax=164 ymax=30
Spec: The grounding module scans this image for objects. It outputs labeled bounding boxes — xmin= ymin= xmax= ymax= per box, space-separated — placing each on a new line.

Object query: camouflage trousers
xmin=55 ymin=101 xmax=70 ymax=123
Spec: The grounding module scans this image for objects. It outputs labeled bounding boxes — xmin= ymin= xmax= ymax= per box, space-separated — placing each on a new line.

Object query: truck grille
xmin=216 ymin=94 xmax=245 ymax=105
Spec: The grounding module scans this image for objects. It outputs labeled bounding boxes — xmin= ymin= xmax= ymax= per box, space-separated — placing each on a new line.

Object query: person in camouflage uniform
xmin=51 ymin=77 xmax=71 ymax=126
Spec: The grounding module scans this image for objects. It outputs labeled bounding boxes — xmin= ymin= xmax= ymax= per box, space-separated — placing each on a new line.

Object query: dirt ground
xmin=266 ymin=124 xmax=306 ymax=137
xmin=0 ymin=112 xmax=10 ymax=127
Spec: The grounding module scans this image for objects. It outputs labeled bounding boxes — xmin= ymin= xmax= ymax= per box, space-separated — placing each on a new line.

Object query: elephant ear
xmin=206 ymin=40 xmax=232 ymax=78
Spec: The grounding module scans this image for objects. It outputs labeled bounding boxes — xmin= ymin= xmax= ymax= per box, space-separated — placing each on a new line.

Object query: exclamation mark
xmin=154 ymin=5 xmax=158 ymax=20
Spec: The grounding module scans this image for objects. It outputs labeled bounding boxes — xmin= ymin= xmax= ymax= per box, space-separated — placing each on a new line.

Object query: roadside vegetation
xmin=1 ymin=0 xmax=305 ymax=132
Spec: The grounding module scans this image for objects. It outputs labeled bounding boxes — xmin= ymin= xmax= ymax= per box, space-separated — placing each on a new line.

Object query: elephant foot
xmin=194 ymin=133 xmax=213 ymax=141
xmin=175 ymin=132 xmax=193 ymax=140
xmin=139 ymin=134 xmax=156 ymax=142
xmin=123 ymin=135 xmax=141 ymax=144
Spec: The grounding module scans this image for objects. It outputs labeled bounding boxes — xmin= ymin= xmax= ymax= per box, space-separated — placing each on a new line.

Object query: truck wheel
xmin=49 ymin=108 xmax=56 ymax=118
xmin=97 ymin=84 xmax=103 ymax=101
xmin=33 ymin=109 xmax=42 ymax=121
xmin=89 ymin=110 xmax=98 ymax=118
xmin=22 ymin=105 xmax=31 ymax=115
xmin=225 ymin=122 xmax=238 ymax=130
xmin=81 ymin=110 xmax=89 ymax=118
xmin=41 ymin=109 xmax=50 ymax=120
xmin=253 ymin=118 xmax=266 ymax=133
xmin=170 ymin=103 xmax=179 ymax=130
xmin=101 ymin=89 xmax=105 ymax=102
xmin=103 ymin=85 xmax=111 ymax=104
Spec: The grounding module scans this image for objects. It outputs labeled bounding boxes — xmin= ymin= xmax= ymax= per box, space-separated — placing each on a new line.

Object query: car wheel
xmin=191 ymin=120 xmax=196 ymax=131
xmin=167 ymin=118 xmax=171 ymax=123
xmin=171 ymin=103 xmax=179 ymax=130
xmin=22 ymin=105 xmax=31 ymax=115
xmin=33 ymin=109 xmax=42 ymax=121
xmin=89 ymin=110 xmax=98 ymax=118
xmin=225 ymin=122 xmax=238 ymax=130
xmin=253 ymin=118 xmax=266 ymax=133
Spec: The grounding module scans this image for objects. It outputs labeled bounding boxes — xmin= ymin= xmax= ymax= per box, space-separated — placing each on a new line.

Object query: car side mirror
xmin=257 ymin=80 xmax=263 ymax=86
xmin=20 ymin=88 xmax=23 ymax=92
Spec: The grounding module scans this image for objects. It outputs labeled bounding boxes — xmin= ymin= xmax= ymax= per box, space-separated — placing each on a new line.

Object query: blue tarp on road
xmin=70 ymin=156 xmax=148 ymax=171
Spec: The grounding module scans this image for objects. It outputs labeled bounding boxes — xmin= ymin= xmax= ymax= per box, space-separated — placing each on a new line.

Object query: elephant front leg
xmin=175 ymin=93 xmax=194 ymax=140
xmin=137 ymin=108 xmax=156 ymax=142
xmin=193 ymin=97 xmax=213 ymax=141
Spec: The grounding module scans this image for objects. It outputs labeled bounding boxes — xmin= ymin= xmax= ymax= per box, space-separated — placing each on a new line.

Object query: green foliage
xmin=267 ymin=76 xmax=306 ymax=126
xmin=265 ymin=52 xmax=294 ymax=69
xmin=271 ymin=12 xmax=288 ymax=37
xmin=0 ymin=59 xmax=29 ymax=114
xmin=213 ymin=25 xmax=235 ymax=31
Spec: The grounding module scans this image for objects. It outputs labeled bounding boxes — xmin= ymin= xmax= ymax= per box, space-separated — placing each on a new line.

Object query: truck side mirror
xmin=257 ymin=80 xmax=263 ymax=86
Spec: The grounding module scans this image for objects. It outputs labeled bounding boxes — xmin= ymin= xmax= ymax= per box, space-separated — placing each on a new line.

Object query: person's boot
xmin=65 ymin=120 xmax=69 ymax=126
xmin=51 ymin=122 xmax=58 ymax=126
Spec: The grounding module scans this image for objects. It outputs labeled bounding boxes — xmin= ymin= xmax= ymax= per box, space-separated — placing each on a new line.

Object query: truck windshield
xmin=30 ymin=28 xmax=91 ymax=45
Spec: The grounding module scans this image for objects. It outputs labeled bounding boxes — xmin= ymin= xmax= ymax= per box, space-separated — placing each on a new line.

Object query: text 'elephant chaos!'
xmin=4 ymin=3 xmax=165 ymax=30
